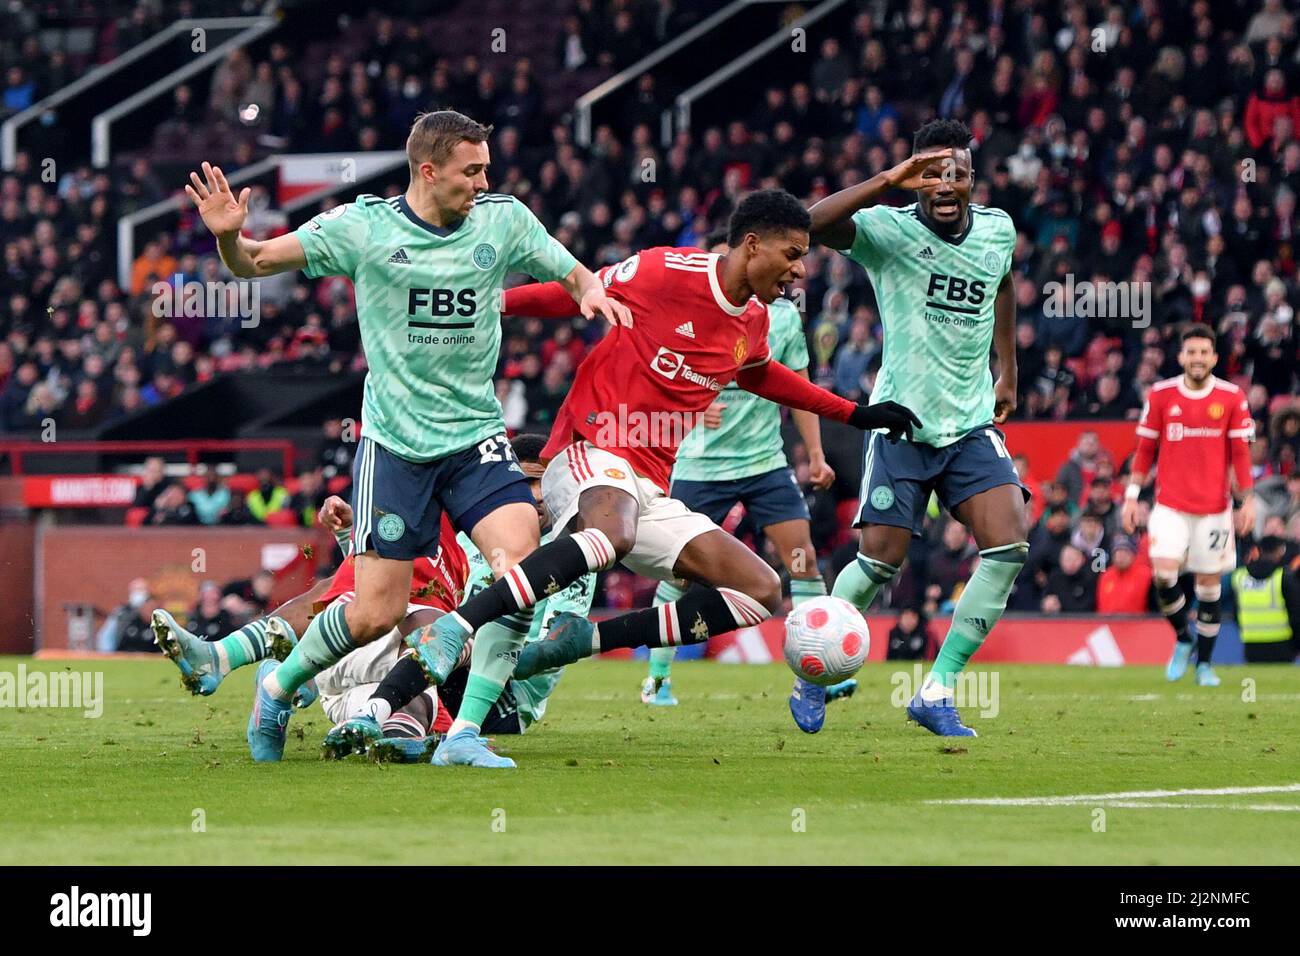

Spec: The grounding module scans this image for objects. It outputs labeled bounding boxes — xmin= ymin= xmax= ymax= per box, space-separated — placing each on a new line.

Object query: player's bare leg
xmin=1192 ymin=571 xmax=1223 ymax=686
xmin=154 ymin=576 xmax=332 ymax=697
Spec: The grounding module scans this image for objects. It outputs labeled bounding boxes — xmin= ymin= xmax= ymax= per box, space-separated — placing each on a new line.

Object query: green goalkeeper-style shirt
xmin=840 ymin=202 xmax=1016 ymax=447
xmin=671 ymin=297 xmax=810 ymax=482
xmin=295 ymin=193 xmax=578 ymax=462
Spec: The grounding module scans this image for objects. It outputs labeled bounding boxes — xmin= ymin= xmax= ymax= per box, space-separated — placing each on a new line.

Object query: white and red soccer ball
xmin=783 ymin=596 xmax=869 ymax=686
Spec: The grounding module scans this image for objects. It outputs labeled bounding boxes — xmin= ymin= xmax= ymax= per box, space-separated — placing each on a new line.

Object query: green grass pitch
xmin=2 ymin=656 xmax=1297 ymax=865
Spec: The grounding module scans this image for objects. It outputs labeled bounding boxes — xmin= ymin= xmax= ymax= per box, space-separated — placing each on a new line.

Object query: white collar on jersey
xmin=1176 ymin=376 xmax=1218 ymax=400
xmin=706 ymin=253 xmax=750 ymax=316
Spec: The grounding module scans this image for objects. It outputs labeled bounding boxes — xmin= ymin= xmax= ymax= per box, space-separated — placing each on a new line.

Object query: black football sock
xmin=436 ymin=660 xmax=469 ymax=716
xmin=596 ymin=586 xmax=770 ymax=652
xmin=1156 ymin=578 xmax=1192 ymax=643
xmin=455 ymin=529 xmax=617 ymax=630
xmin=367 ymin=654 xmax=430 ymax=719
xmin=1195 ymin=588 xmax=1222 ymax=664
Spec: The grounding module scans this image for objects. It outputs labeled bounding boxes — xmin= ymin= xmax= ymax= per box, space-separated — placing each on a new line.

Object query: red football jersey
xmin=538 ymin=248 xmax=773 ymax=489
xmin=1133 ymin=376 xmax=1254 ymax=514
xmin=318 ymin=513 xmax=469 ymax=612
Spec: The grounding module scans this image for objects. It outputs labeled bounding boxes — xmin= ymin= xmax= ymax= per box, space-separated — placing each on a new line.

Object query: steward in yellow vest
xmin=1231 ymin=536 xmax=1300 ymax=664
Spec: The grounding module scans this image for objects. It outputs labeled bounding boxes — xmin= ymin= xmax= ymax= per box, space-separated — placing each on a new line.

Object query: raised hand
xmin=185 ymin=161 xmax=251 ymax=238
xmin=885 ymin=148 xmax=955 ymax=191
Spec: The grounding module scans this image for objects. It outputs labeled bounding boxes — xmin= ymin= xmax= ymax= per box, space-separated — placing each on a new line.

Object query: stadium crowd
xmin=2 ymin=0 xmax=1300 ymax=624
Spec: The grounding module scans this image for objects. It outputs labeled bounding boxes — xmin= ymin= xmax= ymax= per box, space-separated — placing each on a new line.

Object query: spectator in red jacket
xmin=1096 ymin=535 xmax=1153 ymax=614
xmin=1244 ymin=69 xmax=1300 ymax=150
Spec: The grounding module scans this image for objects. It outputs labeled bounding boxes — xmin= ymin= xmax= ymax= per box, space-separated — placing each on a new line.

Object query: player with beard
xmin=1124 ymin=323 xmax=1255 ymax=686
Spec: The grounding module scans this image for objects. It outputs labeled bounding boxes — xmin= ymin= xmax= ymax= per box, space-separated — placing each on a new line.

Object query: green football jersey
xmin=458 ymin=531 xmax=596 ymax=729
xmin=842 ymin=202 xmax=1015 ymax=447
xmin=295 ymin=193 xmax=578 ymax=462
xmin=671 ymin=297 xmax=810 ymax=482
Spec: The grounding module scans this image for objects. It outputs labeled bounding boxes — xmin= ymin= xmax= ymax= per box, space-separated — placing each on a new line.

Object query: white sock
xmin=363 ymin=697 xmax=393 ymax=725
xmin=447 ymin=717 xmax=481 ymax=737
xmin=919 ymin=674 xmax=952 ymax=702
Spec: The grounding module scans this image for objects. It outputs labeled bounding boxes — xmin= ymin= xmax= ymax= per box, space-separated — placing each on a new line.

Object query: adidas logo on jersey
xmin=675 ymin=321 xmax=696 ymax=339
xmin=1169 ymin=404 xmax=1182 ymax=416
xmin=918 ymin=246 xmax=936 ymax=260
xmin=388 ymin=248 xmax=411 ymax=264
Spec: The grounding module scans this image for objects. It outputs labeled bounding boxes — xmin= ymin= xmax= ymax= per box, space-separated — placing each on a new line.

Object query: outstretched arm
xmin=186 ymin=161 xmax=306 ymax=278
xmin=736 ymin=359 xmax=922 ymax=440
xmin=503 ymin=280 xmax=583 ymax=318
xmin=808 ymin=148 xmax=954 ymax=250
xmin=559 ymin=263 xmax=632 ymax=327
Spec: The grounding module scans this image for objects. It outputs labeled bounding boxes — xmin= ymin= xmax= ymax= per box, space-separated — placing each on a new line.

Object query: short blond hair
xmin=406 ymin=110 xmax=493 ymax=175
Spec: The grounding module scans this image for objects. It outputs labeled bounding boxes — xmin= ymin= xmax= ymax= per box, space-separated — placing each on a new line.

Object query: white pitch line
xmin=927 ymin=783 xmax=1300 ymax=806
xmin=1100 ymin=802 xmax=1300 ymax=812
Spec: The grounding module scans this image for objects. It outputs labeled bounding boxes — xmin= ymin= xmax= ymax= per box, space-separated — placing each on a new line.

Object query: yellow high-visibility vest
xmin=1231 ymin=566 xmax=1292 ymax=644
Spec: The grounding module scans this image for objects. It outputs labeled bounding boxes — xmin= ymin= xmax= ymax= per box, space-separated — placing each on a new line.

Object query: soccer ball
xmin=783 ymin=596 xmax=869 ymax=686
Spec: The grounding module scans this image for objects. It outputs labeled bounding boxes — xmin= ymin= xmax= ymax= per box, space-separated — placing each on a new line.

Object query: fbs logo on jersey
xmin=388 ymin=248 xmax=411 ymax=264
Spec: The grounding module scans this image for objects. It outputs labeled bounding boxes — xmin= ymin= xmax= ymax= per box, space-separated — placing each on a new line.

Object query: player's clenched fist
xmin=317 ymin=495 xmax=353 ymax=533
xmin=848 ymin=400 xmax=923 ymax=442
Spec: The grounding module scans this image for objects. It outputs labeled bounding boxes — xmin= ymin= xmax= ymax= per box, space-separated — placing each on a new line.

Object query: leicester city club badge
xmin=377 ymin=512 xmax=405 ymax=542
xmin=473 ymin=242 xmax=497 ymax=270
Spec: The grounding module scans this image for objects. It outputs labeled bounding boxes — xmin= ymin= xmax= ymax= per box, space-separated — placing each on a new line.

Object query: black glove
xmin=848 ymin=400 xmax=922 ymax=442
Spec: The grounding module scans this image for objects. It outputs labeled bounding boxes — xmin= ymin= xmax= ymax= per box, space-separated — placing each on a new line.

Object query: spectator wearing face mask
xmin=96 ymin=578 xmax=161 ymax=653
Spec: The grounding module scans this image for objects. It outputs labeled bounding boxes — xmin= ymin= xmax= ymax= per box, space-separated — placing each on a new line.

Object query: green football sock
xmin=789 ymin=575 xmax=827 ymax=607
xmin=264 ymin=602 xmax=355 ymax=701
xmin=648 ymin=581 xmax=686 ymax=680
xmin=927 ymin=543 xmax=1027 ymax=691
xmin=214 ymin=618 xmax=272 ymax=674
xmin=452 ymin=612 xmax=531 ymax=731
xmin=831 ymin=553 xmax=899 ymax=611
